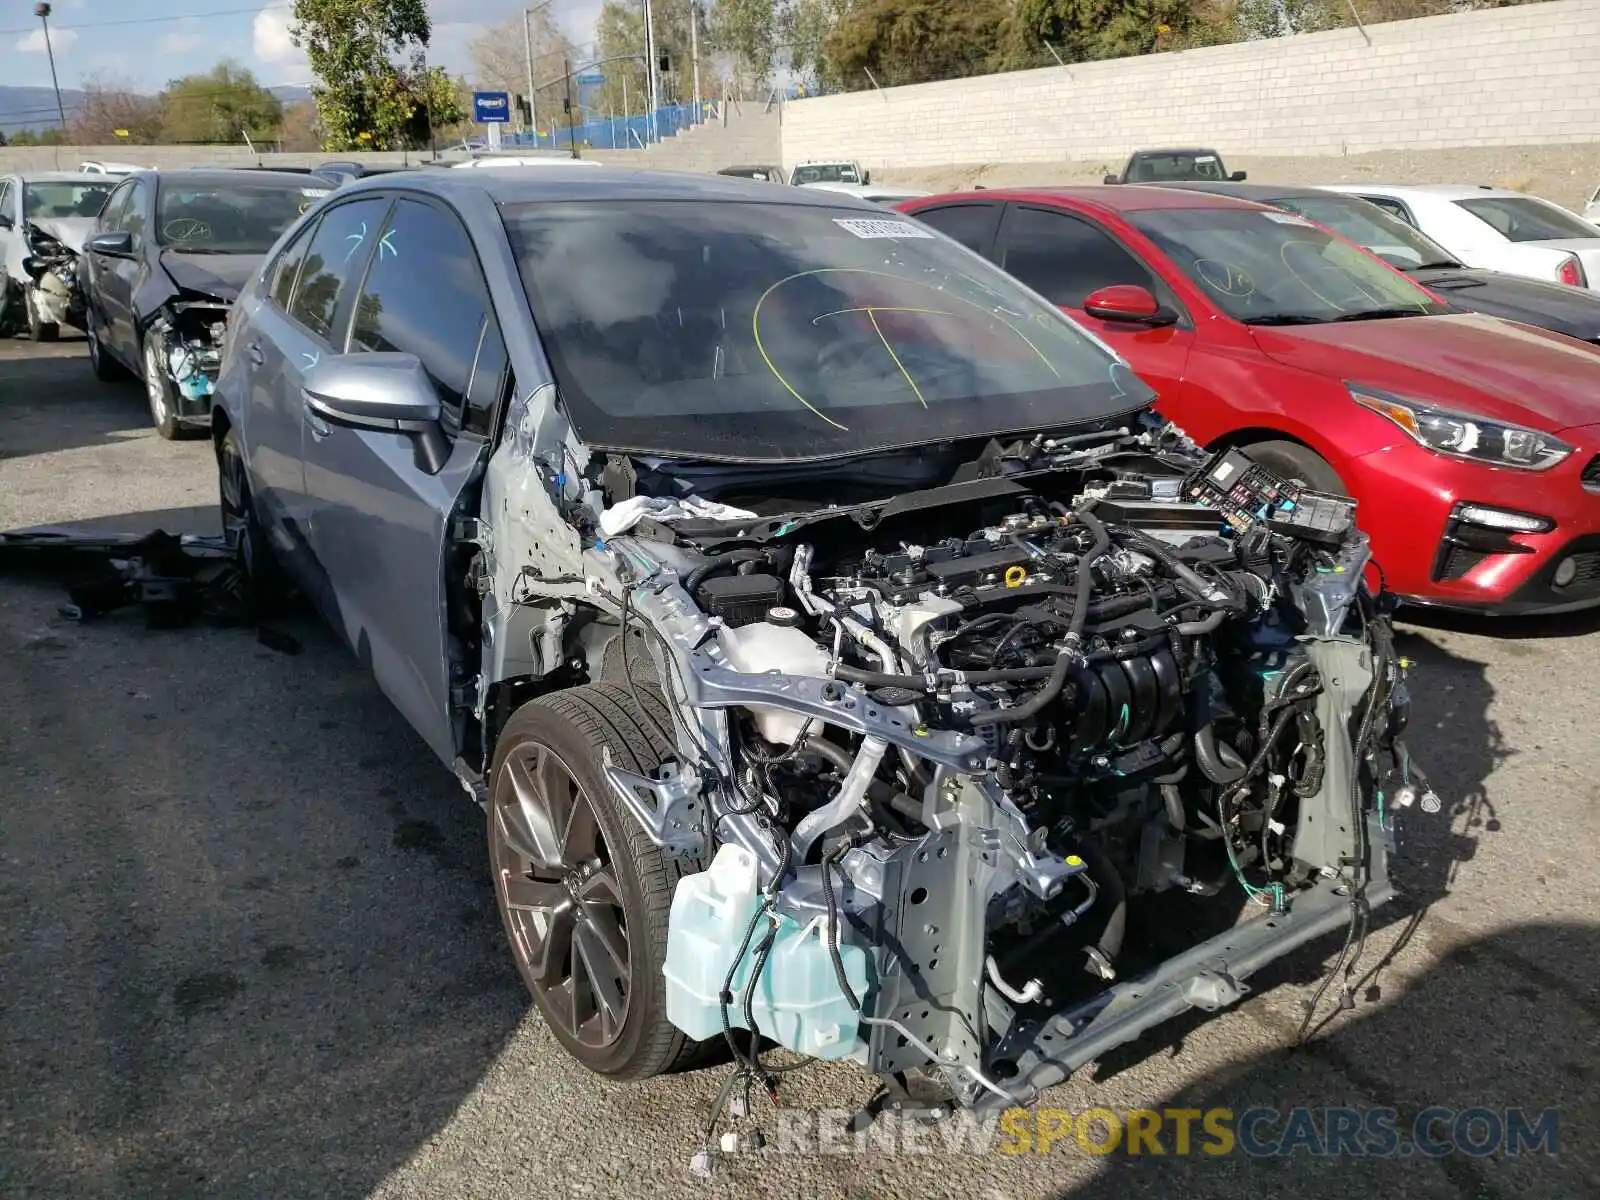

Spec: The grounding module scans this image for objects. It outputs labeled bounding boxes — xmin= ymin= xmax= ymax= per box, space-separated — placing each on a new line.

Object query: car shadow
xmin=1058 ymin=921 xmax=1598 ymax=1198
xmin=0 ymin=338 xmax=157 ymax=462
xmin=0 ymin=528 xmax=531 ymax=1198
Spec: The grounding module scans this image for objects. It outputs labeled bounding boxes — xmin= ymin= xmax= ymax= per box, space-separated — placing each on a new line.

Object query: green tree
xmin=826 ymin=0 xmax=1010 ymax=89
xmin=707 ymin=0 xmax=777 ymax=95
xmin=160 ymin=61 xmax=284 ymax=145
xmin=780 ymin=0 xmax=855 ymax=92
xmin=290 ymin=0 xmax=439 ymax=150
xmin=1001 ymin=0 xmax=1201 ymax=68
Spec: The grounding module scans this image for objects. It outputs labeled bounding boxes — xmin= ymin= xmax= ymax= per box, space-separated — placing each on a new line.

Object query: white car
xmin=78 ymin=161 xmax=150 ymax=176
xmin=796 ymin=181 xmax=929 ymax=206
xmin=1319 ymin=183 xmax=1600 ymax=290
xmin=0 ymin=171 xmax=118 ymax=341
xmin=450 ymin=155 xmax=604 ymax=170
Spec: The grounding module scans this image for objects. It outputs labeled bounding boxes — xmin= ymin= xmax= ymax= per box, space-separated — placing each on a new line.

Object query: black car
xmin=78 ymin=168 xmax=335 ymax=439
xmin=715 ymin=164 xmax=784 ymax=183
xmin=1156 ymin=181 xmax=1600 ymax=346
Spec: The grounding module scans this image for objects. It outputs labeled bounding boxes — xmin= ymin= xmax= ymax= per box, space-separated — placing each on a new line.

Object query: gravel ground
xmin=1 ymin=336 xmax=1597 ymax=1199
xmin=878 ymin=142 xmax=1600 ymax=210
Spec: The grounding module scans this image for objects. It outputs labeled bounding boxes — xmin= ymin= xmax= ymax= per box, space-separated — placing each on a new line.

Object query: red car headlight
xmin=1349 ymin=385 xmax=1573 ymax=471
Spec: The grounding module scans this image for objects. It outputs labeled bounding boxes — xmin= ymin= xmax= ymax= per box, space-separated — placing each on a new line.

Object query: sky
xmin=0 ymin=0 xmax=607 ymax=94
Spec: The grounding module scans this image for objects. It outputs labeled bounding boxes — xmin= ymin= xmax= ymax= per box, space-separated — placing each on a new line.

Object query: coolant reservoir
xmin=663 ymin=845 xmax=870 ymax=1062
xmin=716 ymin=621 xmax=830 ymax=744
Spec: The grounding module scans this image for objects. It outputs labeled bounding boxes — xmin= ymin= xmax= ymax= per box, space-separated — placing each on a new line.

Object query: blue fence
xmin=501 ymin=101 xmax=713 ymax=152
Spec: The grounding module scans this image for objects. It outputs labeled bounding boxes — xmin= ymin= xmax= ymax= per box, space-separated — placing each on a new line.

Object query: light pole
xmin=523 ymin=0 xmax=554 ymax=146
xmin=689 ymin=0 xmax=702 ymax=116
xmin=643 ymin=0 xmax=659 ymax=143
xmin=34 ymin=3 xmax=67 ymax=137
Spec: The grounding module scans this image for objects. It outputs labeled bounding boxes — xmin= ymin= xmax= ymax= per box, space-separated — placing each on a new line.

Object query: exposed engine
xmin=605 ymin=429 xmax=1415 ymax=1116
xmin=149 ymin=303 xmax=230 ymax=406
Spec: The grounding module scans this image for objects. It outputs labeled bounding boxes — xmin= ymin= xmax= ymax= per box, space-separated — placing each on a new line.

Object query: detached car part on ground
xmin=211 ymin=174 xmax=1423 ymax=1161
xmin=78 ymin=168 xmax=331 ymax=439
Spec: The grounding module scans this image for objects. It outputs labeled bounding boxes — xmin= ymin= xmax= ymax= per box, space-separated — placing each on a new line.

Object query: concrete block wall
xmin=781 ymin=0 xmax=1600 ymax=171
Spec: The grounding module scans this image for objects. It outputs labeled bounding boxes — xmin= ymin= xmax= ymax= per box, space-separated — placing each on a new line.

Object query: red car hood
xmin=1249 ymin=312 xmax=1600 ymax=434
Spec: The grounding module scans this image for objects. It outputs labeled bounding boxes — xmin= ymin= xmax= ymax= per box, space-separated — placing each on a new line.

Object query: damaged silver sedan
xmin=213 ymin=169 xmax=1424 ymax=1142
xmin=77 ymin=168 xmax=332 ymax=439
xmin=0 ymin=172 xmax=116 ymax=342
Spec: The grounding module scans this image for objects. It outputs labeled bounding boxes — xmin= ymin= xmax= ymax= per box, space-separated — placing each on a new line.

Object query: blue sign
xmin=575 ymin=72 xmax=605 ymax=85
xmin=472 ymin=91 xmax=511 ymax=123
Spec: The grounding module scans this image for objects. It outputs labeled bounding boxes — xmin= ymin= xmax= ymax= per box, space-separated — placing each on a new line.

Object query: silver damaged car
xmin=212 ymin=168 xmax=1421 ymax=1121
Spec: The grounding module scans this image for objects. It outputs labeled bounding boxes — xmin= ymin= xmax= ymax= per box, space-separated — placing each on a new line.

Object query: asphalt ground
xmin=1 ymin=334 xmax=1596 ymax=1200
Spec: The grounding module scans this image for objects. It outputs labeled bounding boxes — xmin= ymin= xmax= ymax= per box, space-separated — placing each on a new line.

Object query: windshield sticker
xmin=833 ymin=218 xmax=934 ymax=240
xmin=1195 ymin=155 xmax=1218 ymax=163
xmin=301 ymin=188 xmax=331 ymax=198
xmin=1263 ymin=211 xmax=1314 ymax=226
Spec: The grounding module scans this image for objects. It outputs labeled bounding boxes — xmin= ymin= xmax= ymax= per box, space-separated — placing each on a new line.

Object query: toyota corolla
xmin=211 ymin=169 xmax=1413 ymax=1137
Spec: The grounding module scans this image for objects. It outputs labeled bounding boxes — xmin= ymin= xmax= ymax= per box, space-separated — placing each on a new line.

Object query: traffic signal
xmin=516 ymin=94 xmax=531 ymax=123
xmin=658 ymin=53 xmax=671 ymax=74
xmin=563 ymin=97 xmax=572 ymax=114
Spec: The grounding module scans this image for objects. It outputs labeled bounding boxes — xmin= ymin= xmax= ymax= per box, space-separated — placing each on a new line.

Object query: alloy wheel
xmin=143 ymin=338 xmax=170 ymax=428
xmin=489 ymin=740 xmax=632 ymax=1050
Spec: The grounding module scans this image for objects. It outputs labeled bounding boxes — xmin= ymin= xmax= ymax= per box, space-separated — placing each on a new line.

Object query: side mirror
xmin=1102 ymin=174 xmax=1121 ymax=185
xmin=1230 ymin=170 xmax=1248 ymax=181
xmin=862 ymin=169 xmax=871 ymax=185
xmin=20 ymin=256 xmax=48 ymax=282
xmin=301 ymin=352 xmax=450 ymax=473
xmin=1082 ymin=285 xmax=1178 ymax=328
xmin=86 ymin=231 xmax=134 ymax=258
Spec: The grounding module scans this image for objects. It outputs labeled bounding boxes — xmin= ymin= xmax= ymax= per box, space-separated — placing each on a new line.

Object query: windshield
xmin=23 ymin=181 xmax=115 ymax=220
xmin=504 ymin=200 xmax=1151 ymax=461
xmin=154 ymin=179 xmax=331 ymax=254
xmin=792 ymin=164 xmax=860 ymax=185
xmin=1126 ymin=153 xmax=1227 ymax=182
xmin=1129 ymin=207 xmax=1449 ymax=324
xmin=1455 ymin=196 xmax=1600 ymax=243
xmin=1270 ymin=194 xmax=1459 ymax=269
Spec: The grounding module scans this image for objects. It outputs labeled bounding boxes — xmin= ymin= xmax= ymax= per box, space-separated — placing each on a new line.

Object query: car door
xmin=81 ymin=179 xmax=131 ymax=351
xmin=0 ymin=179 xmax=20 ymax=287
xmin=300 ymin=194 xmax=501 ymax=764
xmin=993 ymin=204 xmax=1196 ymax=408
xmin=92 ymin=178 xmax=150 ymax=366
xmin=232 ymin=194 xmax=394 ymax=594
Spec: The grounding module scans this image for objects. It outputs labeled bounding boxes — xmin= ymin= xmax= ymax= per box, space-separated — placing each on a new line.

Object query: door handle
xmin=245 ymin=342 xmax=265 ymax=367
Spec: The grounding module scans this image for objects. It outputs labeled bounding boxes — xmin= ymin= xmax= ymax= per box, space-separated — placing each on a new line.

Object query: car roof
xmin=1127 ymin=147 xmax=1223 ymax=157
xmin=1321 ymin=183 xmax=1517 ymax=201
xmin=331 ymin=166 xmax=887 ymax=210
xmin=1144 ymin=180 xmax=1331 ymax=203
xmin=131 ymin=168 xmax=328 ymax=187
xmin=907 ymin=185 xmax=1276 ymax=214
xmin=10 ymin=171 xmax=116 ymax=184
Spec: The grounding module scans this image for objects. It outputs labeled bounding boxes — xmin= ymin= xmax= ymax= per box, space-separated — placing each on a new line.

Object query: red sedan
xmin=898 ymin=186 xmax=1600 ymax=614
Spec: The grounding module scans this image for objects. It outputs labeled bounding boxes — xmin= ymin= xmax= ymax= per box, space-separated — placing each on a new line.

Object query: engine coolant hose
xmin=1195 ymin=722 xmax=1249 ymax=784
xmin=683 ymin=549 xmax=768 ymax=595
xmin=791 ymin=735 xmax=888 ymax=863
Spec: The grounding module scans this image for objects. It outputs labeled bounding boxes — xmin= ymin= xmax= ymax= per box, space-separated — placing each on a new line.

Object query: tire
xmin=487 ymin=681 xmax=705 ymax=1080
xmin=86 ymin=323 xmax=128 ymax=382
xmin=217 ymin=426 xmax=292 ymax=615
xmin=24 ymin=289 xmax=58 ymax=343
xmin=1241 ymin=439 xmax=1347 ymax=496
xmin=142 ymin=333 xmax=195 ymax=441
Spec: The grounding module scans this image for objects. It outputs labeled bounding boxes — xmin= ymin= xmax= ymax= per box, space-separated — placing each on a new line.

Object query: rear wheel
xmin=487 ymin=682 xmax=704 ymax=1080
xmin=1242 ymin=439 xmax=1346 ymax=495
xmin=86 ymin=315 xmax=129 ymax=382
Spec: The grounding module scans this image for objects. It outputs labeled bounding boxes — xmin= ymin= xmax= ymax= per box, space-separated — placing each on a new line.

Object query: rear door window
xmin=907 ymin=203 xmax=1001 ymax=256
xmin=286 ymin=196 xmax=391 ymax=342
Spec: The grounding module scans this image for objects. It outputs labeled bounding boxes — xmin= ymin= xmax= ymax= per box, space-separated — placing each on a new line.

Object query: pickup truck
xmin=1103 ymin=147 xmax=1245 ymax=185
xmin=789 ymin=159 xmax=871 ymax=186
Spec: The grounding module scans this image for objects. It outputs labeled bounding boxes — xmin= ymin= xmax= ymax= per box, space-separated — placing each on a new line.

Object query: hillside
xmin=0 ymin=87 xmax=89 ymax=136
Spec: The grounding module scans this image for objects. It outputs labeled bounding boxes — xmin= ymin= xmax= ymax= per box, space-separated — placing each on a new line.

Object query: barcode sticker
xmin=834 ymin=218 xmax=934 ymax=240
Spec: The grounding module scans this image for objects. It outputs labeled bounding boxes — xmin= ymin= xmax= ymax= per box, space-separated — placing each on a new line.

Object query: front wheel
xmin=1241 ymin=439 xmax=1347 ymax=496
xmin=487 ymin=683 xmax=703 ymax=1080
xmin=217 ymin=426 xmax=291 ymax=615
xmin=86 ymin=322 xmax=128 ymax=382
xmin=24 ymin=289 xmax=58 ymax=343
